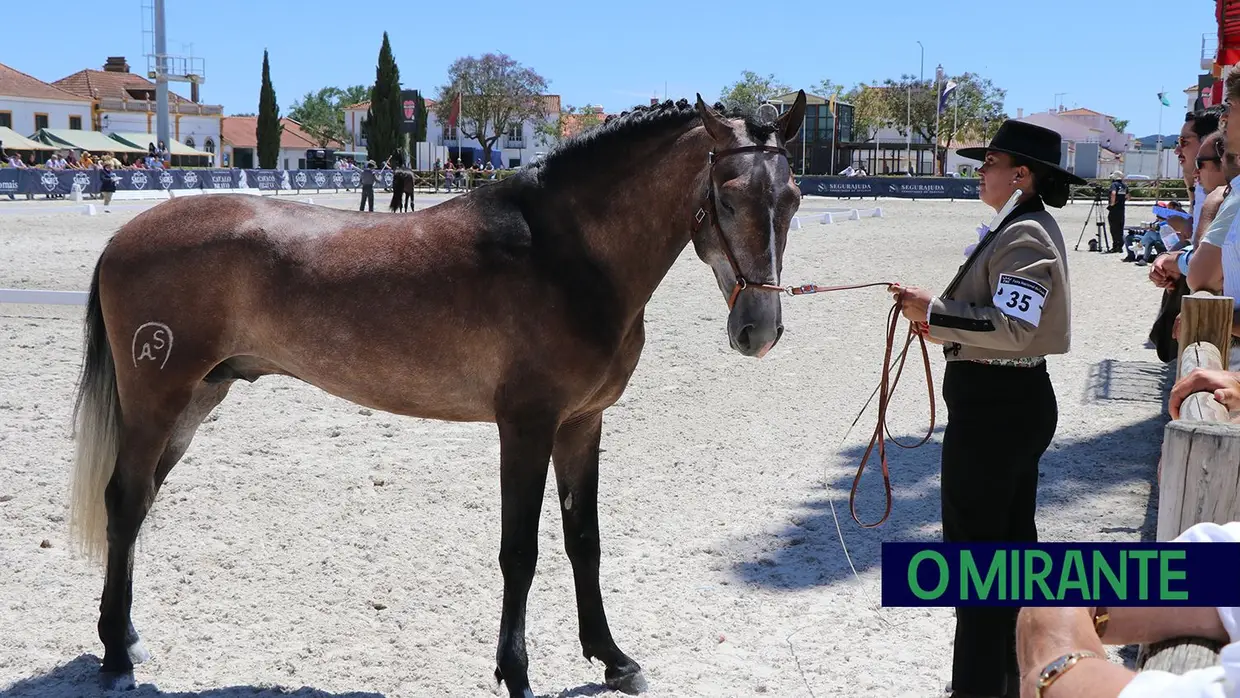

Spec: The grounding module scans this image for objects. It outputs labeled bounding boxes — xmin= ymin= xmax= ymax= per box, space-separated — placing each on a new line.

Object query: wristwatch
xmin=1036 ymin=651 xmax=1100 ymax=697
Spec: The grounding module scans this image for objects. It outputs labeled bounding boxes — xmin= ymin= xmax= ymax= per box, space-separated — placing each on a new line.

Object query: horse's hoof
xmin=605 ymin=667 xmax=648 ymax=695
xmin=99 ymin=669 xmax=136 ymax=691
xmin=493 ymin=666 xmax=535 ymax=698
xmin=127 ymin=638 xmax=151 ymax=665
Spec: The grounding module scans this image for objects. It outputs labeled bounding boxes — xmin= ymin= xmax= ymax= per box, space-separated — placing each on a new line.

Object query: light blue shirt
xmin=1179 ymin=178 xmax=1240 ymax=276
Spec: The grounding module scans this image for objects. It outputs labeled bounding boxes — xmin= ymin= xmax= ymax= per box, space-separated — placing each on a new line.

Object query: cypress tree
xmin=366 ymin=32 xmax=403 ymax=167
xmin=256 ymin=49 xmax=283 ymax=169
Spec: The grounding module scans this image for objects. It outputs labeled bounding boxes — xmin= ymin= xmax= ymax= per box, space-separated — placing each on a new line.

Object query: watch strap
xmin=1036 ymin=650 xmax=1100 ymax=697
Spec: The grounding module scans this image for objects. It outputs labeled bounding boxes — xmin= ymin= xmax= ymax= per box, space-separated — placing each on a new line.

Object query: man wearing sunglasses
xmin=1150 ymin=110 xmax=1228 ymax=289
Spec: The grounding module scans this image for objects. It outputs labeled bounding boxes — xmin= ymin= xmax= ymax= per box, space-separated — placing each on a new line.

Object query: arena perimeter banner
xmin=881 ymin=542 xmax=1240 ymax=607
xmin=796 ymin=176 xmax=980 ymax=199
xmin=0 ymin=168 xmax=394 ymax=196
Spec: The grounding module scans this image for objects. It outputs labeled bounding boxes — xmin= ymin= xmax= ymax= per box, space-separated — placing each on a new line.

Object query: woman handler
xmin=889 ymin=121 xmax=1082 ymax=698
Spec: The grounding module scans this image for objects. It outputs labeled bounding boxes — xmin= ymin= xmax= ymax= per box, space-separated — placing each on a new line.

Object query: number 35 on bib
xmin=993 ymin=273 xmax=1048 ymax=327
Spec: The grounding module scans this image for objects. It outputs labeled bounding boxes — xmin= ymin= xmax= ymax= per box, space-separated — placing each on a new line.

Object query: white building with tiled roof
xmin=220 ymin=116 xmax=344 ymax=170
xmin=0 ymin=61 xmax=94 ymax=138
xmin=52 ymin=56 xmax=224 ymax=166
xmin=342 ymin=94 xmax=562 ymax=169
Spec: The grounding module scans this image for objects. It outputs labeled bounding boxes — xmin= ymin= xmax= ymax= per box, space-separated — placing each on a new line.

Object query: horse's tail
xmin=389 ymin=172 xmax=406 ymax=212
xmin=68 ymin=254 xmax=121 ymax=565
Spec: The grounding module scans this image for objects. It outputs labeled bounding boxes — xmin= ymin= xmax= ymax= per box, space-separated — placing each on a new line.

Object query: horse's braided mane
xmin=527 ymin=98 xmax=779 ymax=180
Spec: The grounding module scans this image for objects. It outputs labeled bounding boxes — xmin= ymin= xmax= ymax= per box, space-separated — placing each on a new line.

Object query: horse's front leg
xmin=493 ymin=412 xmax=556 ymax=698
xmin=552 ymin=413 xmax=646 ymax=694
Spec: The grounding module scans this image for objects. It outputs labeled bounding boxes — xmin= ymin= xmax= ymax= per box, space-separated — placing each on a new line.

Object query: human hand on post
xmin=1168 ymin=368 xmax=1240 ymax=419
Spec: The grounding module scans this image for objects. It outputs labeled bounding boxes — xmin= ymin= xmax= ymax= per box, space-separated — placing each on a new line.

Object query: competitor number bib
xmin=993 ymin=274 xmax=1048 ymax=327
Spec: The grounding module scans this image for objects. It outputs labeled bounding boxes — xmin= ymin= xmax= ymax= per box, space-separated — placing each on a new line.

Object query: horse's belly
xmin=242 ymin=316 xmax=502 ymax=422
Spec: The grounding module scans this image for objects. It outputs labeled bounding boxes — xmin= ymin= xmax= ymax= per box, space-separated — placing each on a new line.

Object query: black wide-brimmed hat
xmin=958 ymin=120 xmax=1088 ymax=185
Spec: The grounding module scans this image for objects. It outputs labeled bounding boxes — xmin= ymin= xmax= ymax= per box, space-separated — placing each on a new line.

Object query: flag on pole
xmin=448 ymin=92 xmax=462 ymax=128
xmin=1158 ymin=92 xmax=1171 ymax=107
xmin=939 ymin=80 xmax=958 ymax=114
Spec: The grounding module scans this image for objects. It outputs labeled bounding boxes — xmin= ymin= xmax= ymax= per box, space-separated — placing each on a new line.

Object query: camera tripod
xmin=1074 ymin=188 xmax=1109 ymax=252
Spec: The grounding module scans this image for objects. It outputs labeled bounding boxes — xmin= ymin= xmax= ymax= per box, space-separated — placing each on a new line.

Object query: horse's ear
xmin=777 ymin=90 xmax=807 ymax=143
xmin=696 ymin=93 xmax=729 ymax=141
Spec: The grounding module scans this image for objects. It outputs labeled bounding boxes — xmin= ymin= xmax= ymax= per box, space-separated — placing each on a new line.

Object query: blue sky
xmin=5 ymin=0 xmax=1216 ymax=138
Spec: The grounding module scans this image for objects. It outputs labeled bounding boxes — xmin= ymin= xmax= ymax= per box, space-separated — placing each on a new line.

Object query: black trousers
xmin=1108 ymin=207 xmax=1125 ymax=252
xmin=359 ymin=185 xmax=374 ymax=212
xmin=941 ymin=360 xmax=1058 ymax=696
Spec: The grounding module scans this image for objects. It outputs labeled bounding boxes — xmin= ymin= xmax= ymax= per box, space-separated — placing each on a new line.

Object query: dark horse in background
xmin=389 ymin=168 xmax=416 ymax=212
xmin=67 ymin=91 xmax=807 ymax=698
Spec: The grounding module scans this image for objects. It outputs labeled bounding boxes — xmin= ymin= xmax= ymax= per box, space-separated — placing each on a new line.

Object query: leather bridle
xmin=690 ymin=144 xmax=792 ymax=309
xmin=689 ymin=142 xmax=936 ymax=529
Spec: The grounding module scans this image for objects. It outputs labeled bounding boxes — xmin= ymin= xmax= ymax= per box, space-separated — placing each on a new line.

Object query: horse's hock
xmin=1142 ymin=291 xmax=1240 ymax=674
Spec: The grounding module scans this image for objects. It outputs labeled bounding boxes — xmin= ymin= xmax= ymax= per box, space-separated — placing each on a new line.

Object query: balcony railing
xmin=96 ymin=96 xmax=223 ymax=116
xmin=1203 ymin=32 xmax=1218 ymax=70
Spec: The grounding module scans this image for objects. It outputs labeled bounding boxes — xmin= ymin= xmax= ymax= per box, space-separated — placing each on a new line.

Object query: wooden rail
xmin=1138 ymin=291 xmax=1237 ymax=673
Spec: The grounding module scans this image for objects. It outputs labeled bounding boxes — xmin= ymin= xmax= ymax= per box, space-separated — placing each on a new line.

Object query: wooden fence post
xmin=1140 ymin=291 xmax=1238 ymax=674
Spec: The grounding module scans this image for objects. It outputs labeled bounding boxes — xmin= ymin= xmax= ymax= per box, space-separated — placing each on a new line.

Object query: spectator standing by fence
xmin=1108 ymin=171 xmax=1128 ymax=253
xmin=359 ymin=160 xmax=376 ymax=212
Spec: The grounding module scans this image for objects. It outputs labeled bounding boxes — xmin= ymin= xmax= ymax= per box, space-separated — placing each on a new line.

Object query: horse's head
xmin=690 ymin=91 xmax=806 ymax=358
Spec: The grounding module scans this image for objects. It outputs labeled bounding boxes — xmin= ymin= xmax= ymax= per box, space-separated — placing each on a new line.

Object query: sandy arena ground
xmin=0 ymin=192 xmax=1170 ymax=697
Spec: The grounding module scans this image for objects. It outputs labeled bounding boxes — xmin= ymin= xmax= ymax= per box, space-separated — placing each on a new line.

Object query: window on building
xmin=69 ymin=115 xmax=83 ymax=130
xmin=204 ymin=138 xmax=215 ymax=154
xmin=34 ymin=113 xmax=49 ymax=131
xmin=184 ymin=136 xmax=195 ymax=149
xmin=507 ymin=124 xmax=521 ymax=140
xmin=0 ymin=112 xmax=11 ymax=129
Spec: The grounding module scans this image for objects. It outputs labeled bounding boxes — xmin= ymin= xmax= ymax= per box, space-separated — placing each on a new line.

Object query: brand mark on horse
xmin=131 ymin=322 xmax=173 ymax=369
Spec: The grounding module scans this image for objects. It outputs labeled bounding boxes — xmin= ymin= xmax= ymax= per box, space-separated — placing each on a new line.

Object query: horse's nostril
xmin=737 ymin=325 xmax=754 ymax=351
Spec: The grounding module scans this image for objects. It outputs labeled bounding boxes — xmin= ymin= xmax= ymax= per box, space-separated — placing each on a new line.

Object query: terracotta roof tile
xmin=53 ymin=69 xmax=212 ymax=106
xmin=1059 ymin=107 xmax=1110 ymax=118
xmin=221 ymin=116 xmax=342 ymax=149
xmin=0 ymin=62 xmax=92 ymax=102
xmin=346 ymin=98 xmax=439 ymax=111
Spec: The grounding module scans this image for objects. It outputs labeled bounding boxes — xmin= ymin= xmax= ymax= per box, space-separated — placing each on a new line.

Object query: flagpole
xmin=934 ymin=65 xmax=942 ymax=176
xmin=829 ymin=94 xmax=837 ymax=175
xmin=1157 ymin=86 xmax=1165 ymax=178
xmin=906 ymin=85 xmax=912 ymax=174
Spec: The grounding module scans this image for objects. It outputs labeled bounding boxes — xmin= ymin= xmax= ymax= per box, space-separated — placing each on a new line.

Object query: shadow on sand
xmin=0 ymin=654 xmax=619 ymax=698
xmin=729 ymin=359 xmax=1173 ymax=590
xmin=0 ymin=655 xmax=387 ymax=698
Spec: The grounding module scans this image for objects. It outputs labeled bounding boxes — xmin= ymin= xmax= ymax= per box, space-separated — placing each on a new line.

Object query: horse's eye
xmin=720 ymin=200 xmax=735 ymax=214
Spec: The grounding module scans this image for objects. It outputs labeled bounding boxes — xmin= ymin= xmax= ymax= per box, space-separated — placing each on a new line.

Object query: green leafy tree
xmin=1110 ymin=118 xmax=1130 ymax=133
xmin=256 ymin=49 xmax=283 ymax=169
xmin=719 ymin=71 xmax=791 ymax=115
xmin=535 ymin=104 xmax=603 ymax=146
xmin=366 ymin=32 xmax=403 ymax=167
xmin=815 ymin=79 xmax=846 ymax=100
xmin=289 ymin=87 xmax=351 ymax=147
xmin=843 ymin=84 xmax=892 ymax=143
xmin=869 ymin=72 xmax=1006 ymax=174
xmin=434 ymin=53 xmax=550 ymax=165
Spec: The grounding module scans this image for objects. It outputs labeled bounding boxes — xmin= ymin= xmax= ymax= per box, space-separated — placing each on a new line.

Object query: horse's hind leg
xmin=551 ymin=413 xmax=646 ymax=694
xmin=99 ymin=381 xmax=230 ymax=688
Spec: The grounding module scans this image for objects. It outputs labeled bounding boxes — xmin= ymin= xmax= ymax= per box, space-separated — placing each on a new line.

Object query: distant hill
xmin=1133 ymin=134 xmax=1179 ymax=149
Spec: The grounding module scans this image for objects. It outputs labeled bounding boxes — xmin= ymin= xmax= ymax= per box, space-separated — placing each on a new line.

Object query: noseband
xmin=690 ymin=145 xmax=791 ymax=309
